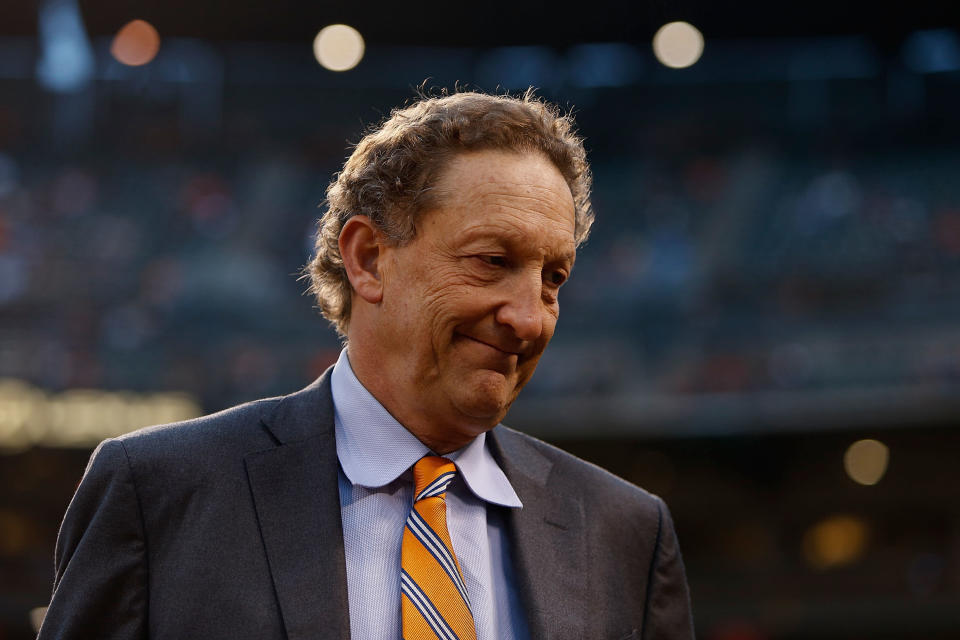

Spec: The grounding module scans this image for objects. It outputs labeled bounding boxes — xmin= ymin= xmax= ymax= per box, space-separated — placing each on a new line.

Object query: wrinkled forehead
xmin=406 ymin=150 xmax=577 ymax=269
xmin=424 ymin=149 xmax=576 ymax=231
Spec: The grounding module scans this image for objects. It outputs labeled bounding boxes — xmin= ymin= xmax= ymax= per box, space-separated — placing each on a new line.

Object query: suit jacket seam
xmin=639 ymin=496 xmax=664 ymax=640
xmin=117 ymin=438 xmax=151 ymax=631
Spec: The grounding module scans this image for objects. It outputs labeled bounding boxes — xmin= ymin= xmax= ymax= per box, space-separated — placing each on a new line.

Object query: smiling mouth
xmin=461 ymin=334 xmax=521 ymax=358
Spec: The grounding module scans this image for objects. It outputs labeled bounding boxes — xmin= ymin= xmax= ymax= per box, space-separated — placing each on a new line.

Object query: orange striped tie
xmin=401 ymin=456 xmax=477 ymax=640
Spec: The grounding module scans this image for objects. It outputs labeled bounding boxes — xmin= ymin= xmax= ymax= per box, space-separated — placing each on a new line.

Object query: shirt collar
xmin=331 ymin=348 xmax=522 ymax=509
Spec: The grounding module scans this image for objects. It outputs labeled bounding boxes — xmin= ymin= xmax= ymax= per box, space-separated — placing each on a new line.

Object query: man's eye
xmin=547 ymin=270 xmax=567 ymax=286
xmin=479 ymin=255 xmax=507 ymax=267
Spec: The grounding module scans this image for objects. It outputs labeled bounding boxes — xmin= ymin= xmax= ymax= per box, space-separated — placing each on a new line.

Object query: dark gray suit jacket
xmin=39 ymin=370 xmax=694 ymax=640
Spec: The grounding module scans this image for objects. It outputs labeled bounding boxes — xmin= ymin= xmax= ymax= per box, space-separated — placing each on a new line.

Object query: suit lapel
xmin=244 ymin=372 xmax=351 ymax=640
xmin=240 ymin=374 xmax=589 ymax=639
xmin=489 ymin=427 xmax=588 ymax=639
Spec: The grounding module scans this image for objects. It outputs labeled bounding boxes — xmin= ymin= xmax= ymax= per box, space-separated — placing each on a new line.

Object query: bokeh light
xmin=844 ymin=438 xmax=889 ymax=485
xmin=110 ymin=19 xmax=161 ymax=67
xmin=802 ymin=514 xmax=869 ymax=570
xmin=313 ymin=24 xmax=365 ymax=71
xmin=0 ymin=379 xmax=200 ymax=449
xmin=652 ymin=21 xmax=704 ymax=69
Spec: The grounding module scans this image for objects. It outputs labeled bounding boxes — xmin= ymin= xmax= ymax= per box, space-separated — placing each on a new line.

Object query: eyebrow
xmin=458 ymin=229 xmax=576 ymax=260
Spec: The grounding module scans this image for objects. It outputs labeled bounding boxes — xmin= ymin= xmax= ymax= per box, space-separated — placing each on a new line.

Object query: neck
xmin=344 ymin=342 xmax=488 ymax=455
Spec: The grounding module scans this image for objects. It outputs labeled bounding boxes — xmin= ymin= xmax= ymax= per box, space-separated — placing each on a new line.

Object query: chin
xmin=450 ymin=371 xmax=513 ymax=423
xmin=457 ymin=397 xmax=508 ymax=422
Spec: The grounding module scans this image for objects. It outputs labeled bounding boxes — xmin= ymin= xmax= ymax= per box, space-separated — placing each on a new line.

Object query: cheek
xmin=419 ymin=269 xmax=490 ymax=321
xmin=423 ymin=293 xmax=485 ymax=341
xmin=543 ymin=304 xmax=560 ymax=333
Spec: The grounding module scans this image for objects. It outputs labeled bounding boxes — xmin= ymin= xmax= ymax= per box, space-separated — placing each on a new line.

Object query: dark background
xmin=2 ymin=1 xmax=960 ymax=638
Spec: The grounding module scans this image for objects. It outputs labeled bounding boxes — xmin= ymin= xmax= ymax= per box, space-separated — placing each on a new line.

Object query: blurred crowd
xmin=2 ymin=103 xmax=958 ymax=415
xmin=0 ymin=139 xmax=342 ymax=410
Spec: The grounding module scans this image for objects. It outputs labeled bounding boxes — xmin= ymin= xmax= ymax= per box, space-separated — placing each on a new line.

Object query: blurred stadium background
xmin=2 ymin=0 xmax=960 ymax=638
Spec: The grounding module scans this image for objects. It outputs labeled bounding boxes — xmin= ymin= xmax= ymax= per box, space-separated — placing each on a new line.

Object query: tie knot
xmin=413 ymin=456 xmax=457 ymax=502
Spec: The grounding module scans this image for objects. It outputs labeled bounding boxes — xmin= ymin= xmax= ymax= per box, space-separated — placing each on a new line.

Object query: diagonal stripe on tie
xmin=401 ymin=456 xmax=477 ymax=640
xmin=402 ymin=570 xmax=462 ymax=640
xmin=407 ymin=510 xmax=471 ymax=606
xmin=416 ymin=471 xmax=456 ymax=501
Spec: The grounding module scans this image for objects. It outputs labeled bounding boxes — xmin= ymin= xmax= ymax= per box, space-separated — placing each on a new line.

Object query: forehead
xmin=424 ymin=150 xmax=576 ymax=247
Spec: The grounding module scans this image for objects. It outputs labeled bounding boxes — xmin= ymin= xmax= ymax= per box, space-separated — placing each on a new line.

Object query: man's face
xmin=374 ymin=149 xmax=576 ymax=446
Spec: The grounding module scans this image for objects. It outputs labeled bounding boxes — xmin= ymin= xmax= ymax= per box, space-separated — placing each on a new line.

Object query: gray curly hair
xmin=305 ymin=89 xmax=594 ymax=336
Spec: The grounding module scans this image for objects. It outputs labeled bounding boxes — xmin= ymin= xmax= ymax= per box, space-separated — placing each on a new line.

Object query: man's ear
xmin=339 ymin=215 xmax=384 ymax=304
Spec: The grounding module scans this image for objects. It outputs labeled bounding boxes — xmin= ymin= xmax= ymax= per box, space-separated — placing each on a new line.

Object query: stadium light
xmin=36 ymin=0 xmax=95 ymax=92
xmin=802 ymin=514 xmax=869 ymax=570
xmin=111 ymin=19 xmax=161 ymax=66
xmin=652 ymin=21 xmax=704 ymax=69
xmin=844 ymin=439 xmax=889 ymax=486
xmin=313 ymin=24 xmax=365 ymax=72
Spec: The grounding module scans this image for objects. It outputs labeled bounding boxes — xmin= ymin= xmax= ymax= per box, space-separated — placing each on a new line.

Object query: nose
xmin=494 ymin=269 xmax=546 ymax=342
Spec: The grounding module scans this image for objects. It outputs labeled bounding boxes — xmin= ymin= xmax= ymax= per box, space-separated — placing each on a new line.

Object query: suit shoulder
xmin=112 ymin=395 xmax=282 ymax=463
xmin=495 ymin=424 xmax=664 ymax=513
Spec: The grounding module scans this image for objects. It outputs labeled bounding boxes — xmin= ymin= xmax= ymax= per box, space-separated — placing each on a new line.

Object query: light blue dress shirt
xmin=331 ymin=349 xmax=530 ymax=640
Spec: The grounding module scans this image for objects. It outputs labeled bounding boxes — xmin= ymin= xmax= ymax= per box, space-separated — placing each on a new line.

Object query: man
xmin=39 ymin=91 xmax=694 ymax=640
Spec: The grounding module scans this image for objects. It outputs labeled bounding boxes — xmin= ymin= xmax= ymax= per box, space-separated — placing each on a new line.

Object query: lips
xmin=459 ymin=334 xmax=522 ymax=358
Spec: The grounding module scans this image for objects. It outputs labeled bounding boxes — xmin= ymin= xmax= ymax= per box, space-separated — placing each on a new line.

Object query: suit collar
xmin=489 ymin=426 xmax=588 ymax=639
xmin=246 ymin=369 xmax=351 ymax=639
xmin=258 ymin=371 xmax=330 ymax=445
